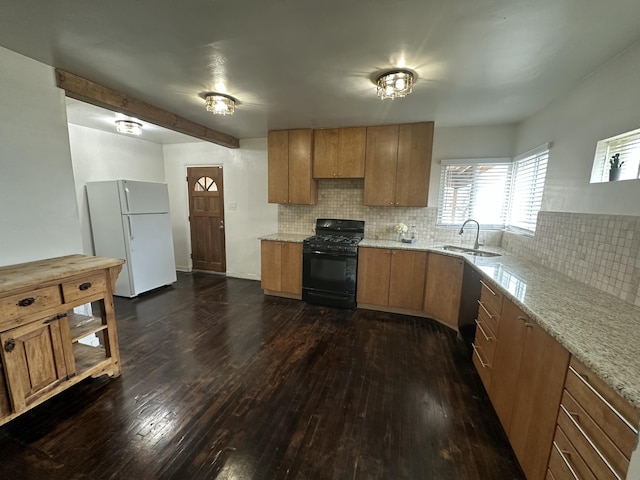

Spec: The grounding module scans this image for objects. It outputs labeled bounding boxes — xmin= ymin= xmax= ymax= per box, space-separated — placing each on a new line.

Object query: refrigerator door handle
xmin=126 ymin=216 xmax=134 ymax=250
xmin=124 ymin=184 xmax=131 ymax=212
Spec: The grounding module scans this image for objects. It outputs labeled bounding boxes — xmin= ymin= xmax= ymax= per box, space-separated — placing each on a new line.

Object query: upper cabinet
xmin=364 ymin=122 xmax=434 ymax=207
xmin=268 ymin=129 xmax=317 ymax=205
xmin=313 ymin=127 xmax=366 ymax=179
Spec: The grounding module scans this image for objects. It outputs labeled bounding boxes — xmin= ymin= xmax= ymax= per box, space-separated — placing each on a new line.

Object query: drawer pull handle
xmin=477 ymin=300 xmax=495 ymax=319
xmin=17 ymin=297 xmax=35 ymax=307
xmin=79 ymin=282 xmax=92 ymax=291
xmin=479 ymin=280 xmax=497 ymax=296
xmin=474 ymin=319 xmax=493 ymax=341
xmin=569 ymin=365 xmax=639 ymax=435
xmin=553 ymin=441 xmax=579 ymax=480
xmin=471 ymin=343 xmax=489 ymax=368
xmin=4 ymin=339 xmax=15 ymax=353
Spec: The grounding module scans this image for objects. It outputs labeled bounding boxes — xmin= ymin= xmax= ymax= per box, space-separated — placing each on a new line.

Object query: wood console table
xmin=0 ymin=254 xmax=124 ymax=426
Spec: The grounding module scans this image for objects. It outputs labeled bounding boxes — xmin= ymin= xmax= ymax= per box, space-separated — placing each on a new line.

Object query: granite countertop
xmin=260 ymin=234 xmax=640 ymax=409
xmin=259 ymin=233 xmax=309 ymax=243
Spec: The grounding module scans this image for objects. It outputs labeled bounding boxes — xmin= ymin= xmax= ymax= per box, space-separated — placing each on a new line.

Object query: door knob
xmin=219 ymin=220 xmax=224 ymax=229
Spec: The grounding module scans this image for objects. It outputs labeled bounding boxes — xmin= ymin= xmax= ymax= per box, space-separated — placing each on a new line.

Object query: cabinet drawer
xmin=474 ymin=318 xmax=497 ymax=364
xmin=560 ymin=390 xmax=630 ymax=477
xmin=0 ymin=286 xmax=62 ymax=324
xmin=477 ymin=297 xmax=500 ymax=338
xmin=61 ymin=273 xmax=107 ymax=304
xmin=556 ymin=403 xmax=618 ymax=480
xmin=549 ymin=426 xmax=598 ymax=480
xmin=479 ymin=279 xmax=503 ymax=313
xmin=472 ymin=343 xmax=492 ymax=391
xmin=565 ymin=358 xmax=639 ymax=459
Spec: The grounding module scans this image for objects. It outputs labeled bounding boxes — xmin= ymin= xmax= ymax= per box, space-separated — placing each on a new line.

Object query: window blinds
xmin=437 ymin=160 xmax=511 ymax=228
xmin=591 ymin=127 xmax=640 ymax=182
xmin=507 ymin=145 xmax=549 ymax=233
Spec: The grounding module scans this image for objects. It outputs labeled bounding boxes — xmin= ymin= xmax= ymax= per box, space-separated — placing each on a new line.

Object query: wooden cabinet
xmin=423 ymin=253 xmax=464 ymax=329
xmin=486 ymin=297 xmax=569 ymax=480
xmin=0 ymin=255 xmax=123 ymax=425
xmin=547 ymin=357 xmax=640 ymax=480
xmin=260 ymin=240 xmax=302 ymax=298
xmin=356 ymin=247 xmax=427 ymax=311
xmin=471 ymin=278 xmax=503 ymax=392
xmin=313 ymin=127 xmax=366 ymax=178
xmin=268 ymin=129 xmax=317 ymax=204
xmin=364 ymin=122 xmax=434 ymax=207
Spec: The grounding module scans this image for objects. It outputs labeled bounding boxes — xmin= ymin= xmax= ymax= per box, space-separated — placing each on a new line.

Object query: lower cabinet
xmin=356 ymin=247 xmax=427 ymax=311
xmin=548 ymin=356 xmax=640 ymax=480
xmin=423 ymin=253 xmax=464 ymax=329
xmin=260 ymin=240 xmax=302 ymax=298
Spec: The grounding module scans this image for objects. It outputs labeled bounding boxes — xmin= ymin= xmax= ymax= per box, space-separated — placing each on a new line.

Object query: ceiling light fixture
xmin=115 ymin=120 xmax=143 ymax=135
xmin=376 ymin=69 xmax=414 ymax=99
xmin=205 ymin=93 xmax=235 ymax=115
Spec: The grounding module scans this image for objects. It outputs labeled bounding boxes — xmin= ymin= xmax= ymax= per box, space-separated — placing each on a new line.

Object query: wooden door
xmin=261 ymin=240 xmax=282 ymax=292
xmin=280 ymin=243 xmax=302 ymax=295
xmin=268 ymin=130 xmax=289 ymax=203
xmin=423 ymin=253 xmax=464 ymax=329
xmin=0 ymin=315 xmax=71 ymax=412
xmin=488 ymin=298 xmax=528 ymax=433
xmin=313 ymin=129 xmax=339 ymax=178
xmin=356 ymin=247 xmax=391 ymax=305
xmin=337 ymin=127 xmax=366 ymax=178
xmin=508 ymin=321 xmax=569 ymax=480
xmin=364 ymin=125 xmax=399 ymax=206
xmin=388 ymin=250 xmax=427 ymax=310
xmin=395 ymin=122 xmax=433 ymax=207
xmin=187 ymin=166 xmax=226 ymax=272
xmin=288 ymin=129 xmax=317 ymax=204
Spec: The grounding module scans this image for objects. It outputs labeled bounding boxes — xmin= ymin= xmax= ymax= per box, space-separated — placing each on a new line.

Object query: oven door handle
xmin=305 ymin=250 xmax=358 ymax=258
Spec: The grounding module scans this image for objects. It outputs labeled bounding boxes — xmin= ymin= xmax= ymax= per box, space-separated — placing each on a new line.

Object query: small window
xmin=590 ymin=127 xmax=640 ymax=183
xmin=194 ymin=176 xmax=218 ymax=192
xmin=437 ymin=159 xmax=511 ymax=228
xmin=506 ymin=145 xmax=549 ymax=233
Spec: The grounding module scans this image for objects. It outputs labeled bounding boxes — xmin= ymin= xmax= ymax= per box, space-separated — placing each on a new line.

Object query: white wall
xmin=0 ymin=46 xmax=82 ymax=266
xmin=515 ymin=39 xmax=640 ymax=215
xmin=68 ymin=124 xmax=166 ymax=254
xmin=163 ymin=138 xmax=278 ymax=279
xmin=429 ymin=124 xmax=517 ymax=206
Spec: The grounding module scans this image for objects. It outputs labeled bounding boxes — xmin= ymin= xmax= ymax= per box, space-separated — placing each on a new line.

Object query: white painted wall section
xmin=515 ymin=38 xmax=640 ymax=215
xmin=68 ymin=124 xmax=165 ymax=254
xmin=163 ymin=138 xmax=278 ymax=279
xmin=0 ymin=46 xmax=82 ymax=266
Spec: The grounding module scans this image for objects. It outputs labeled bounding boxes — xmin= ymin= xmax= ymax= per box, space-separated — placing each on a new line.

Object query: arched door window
xmin=194 ymin=176 xmax=218 ymax=192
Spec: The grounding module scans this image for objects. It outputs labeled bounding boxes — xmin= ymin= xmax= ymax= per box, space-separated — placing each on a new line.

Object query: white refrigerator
xmin=86 ymin=180 xmax=177 ymax=297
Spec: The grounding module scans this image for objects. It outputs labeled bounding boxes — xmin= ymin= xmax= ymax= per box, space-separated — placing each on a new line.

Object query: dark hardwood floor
xmin=0 ymin=273 xmax=524 ymax=479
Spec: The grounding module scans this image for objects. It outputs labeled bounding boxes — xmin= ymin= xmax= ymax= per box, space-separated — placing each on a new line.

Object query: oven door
xmin=302 ymin=249 xmax=357 ymax=294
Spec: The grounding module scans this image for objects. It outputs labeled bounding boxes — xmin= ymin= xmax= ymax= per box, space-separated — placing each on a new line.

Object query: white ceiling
xmin=3 ymin=0 xmax=640 ymax=144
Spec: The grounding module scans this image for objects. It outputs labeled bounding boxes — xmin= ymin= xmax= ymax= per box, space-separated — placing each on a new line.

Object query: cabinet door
xmin=281 ymin=243 xmax=302 ymax=295
xmin=488 ymin=298 xmax=527 ymax=433
xmin=388 ymin=250 xmax=427 ymax=310
xmin=0 ymin=315 xmax=72 ymax=412
xmin=313 ymin=129 xmax=339 ymax=178
xmin=395 ymin=122 xmax=433 ymax=207
xmin=337 ymin=127 xmax=366 ymax=178
xmin=288 ymin=129 xmax=317 ymax=205
xmin=356 ymin=247 xmax=391 ymax=305
xmin=364 ymin=125 xmax=399 ymax=206
xmin=268 ymin=130 xmax=289 ymax=203
xmin=423 ymin=253 xmax=464 ymax=329
xmin=509 ymin=321 xmax=569 ymax=480
xmin=261 ymin=241 xmax=282 ymax=292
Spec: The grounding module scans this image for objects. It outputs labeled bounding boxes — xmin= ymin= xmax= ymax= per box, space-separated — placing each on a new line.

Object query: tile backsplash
xmin=278 ymin=179 xmax=502 ymax=247
xmin=502 ymin=211 xmax=640 ymax=306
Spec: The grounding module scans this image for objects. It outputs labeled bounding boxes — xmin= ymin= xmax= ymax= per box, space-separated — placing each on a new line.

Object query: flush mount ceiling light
xmin=376 ymin=69 xmax=414 ymax=99
xmin=115 ymin=120 xmax=143 ymax=135
xmin=205 ymin=93 xmax=235 ymax=115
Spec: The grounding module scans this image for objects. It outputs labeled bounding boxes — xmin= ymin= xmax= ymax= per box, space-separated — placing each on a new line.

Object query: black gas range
xmin=302 ymin=219 xmax=365 ymax=308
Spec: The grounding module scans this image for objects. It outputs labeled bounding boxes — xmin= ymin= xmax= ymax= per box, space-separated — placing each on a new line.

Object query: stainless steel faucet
xmin=459 ymin=219 xmax=480 ymax=250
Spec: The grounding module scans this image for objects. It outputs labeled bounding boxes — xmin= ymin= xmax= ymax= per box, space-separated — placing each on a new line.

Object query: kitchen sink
xmin=439 ymin=245 xmax=502 ymax=257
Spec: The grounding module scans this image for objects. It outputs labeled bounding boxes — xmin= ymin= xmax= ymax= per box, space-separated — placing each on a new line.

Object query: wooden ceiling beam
xmin=55 ymin=69 xmax=240 ymax=149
